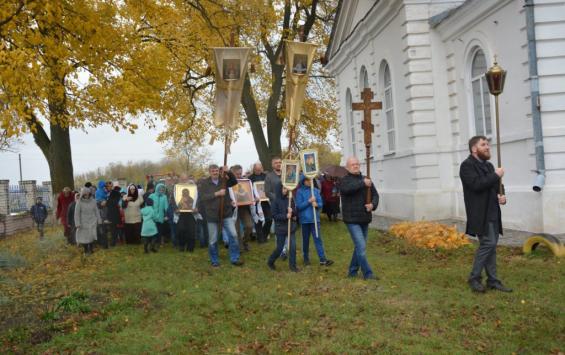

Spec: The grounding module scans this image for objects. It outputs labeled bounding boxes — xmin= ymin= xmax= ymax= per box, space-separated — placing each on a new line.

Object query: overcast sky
xmin=0 ymin=121 xmax=261 ymax=185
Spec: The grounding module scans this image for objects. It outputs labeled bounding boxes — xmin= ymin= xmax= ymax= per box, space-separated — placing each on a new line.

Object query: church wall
xmin=326 ymin=0 xmax=564 ymax=233
xmin=534 ymin=0 xmax=565 ymax=234
xmin=436 ymin=0 xmax=565 ymax=233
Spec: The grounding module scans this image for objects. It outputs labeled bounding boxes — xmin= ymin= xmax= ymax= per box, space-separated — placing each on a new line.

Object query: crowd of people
xmin=32 ymin=136 xmax=511 ymax=291
xmin=45 ymin=158 xmax=345 ymax=272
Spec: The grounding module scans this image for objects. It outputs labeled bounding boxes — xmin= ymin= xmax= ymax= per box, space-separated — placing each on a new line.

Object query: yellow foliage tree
xmin=0 ymin=0 xmax=339 ymax=193
xmin=145 ymin=0 xmax=340 ymax=166
xmin=0 ymin=1 xmax=196 ymax=192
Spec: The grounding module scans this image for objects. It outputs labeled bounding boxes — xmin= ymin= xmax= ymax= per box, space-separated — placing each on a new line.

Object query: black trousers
xmin=261 ymin=202 xmax=273 ymax=238
xmin=177 ymin=214 xmax=196 ymax=252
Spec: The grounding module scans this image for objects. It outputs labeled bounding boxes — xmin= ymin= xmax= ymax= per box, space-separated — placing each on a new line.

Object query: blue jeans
xmin=301 ymin=223 xmax=327 ymax=263
xmin=207 ymin=218 xmax=240 ymax=265
xmin=346 ymin=223 xmax=374 ymax=279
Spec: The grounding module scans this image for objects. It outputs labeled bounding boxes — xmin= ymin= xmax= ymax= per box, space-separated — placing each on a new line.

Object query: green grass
xmin=0 ymin=221 xmax=563 ymax=354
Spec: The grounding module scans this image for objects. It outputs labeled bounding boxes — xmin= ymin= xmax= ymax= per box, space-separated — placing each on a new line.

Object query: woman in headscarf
xmin=74 ymin=187 xmax=101 ymax=255
xmin=174 ymin=188 xmax=197 ymax=252
xmin=106 ymin=188 xmax=122 ymax=247
xmin=56 ymin=187 xmax=75 ymax=239
xmin=123 ymin=184 xmax=143 ymax=244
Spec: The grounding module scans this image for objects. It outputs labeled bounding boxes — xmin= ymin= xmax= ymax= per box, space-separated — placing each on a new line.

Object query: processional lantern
xmin=484 ymin=57 xmax=507 ymax=194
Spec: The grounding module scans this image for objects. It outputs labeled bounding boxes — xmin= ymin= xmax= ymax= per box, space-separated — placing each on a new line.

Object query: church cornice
xmin=325 ymin=0 xmax=404 ymax=74
xmin=433 ymin=0 xmax=515 ymax=41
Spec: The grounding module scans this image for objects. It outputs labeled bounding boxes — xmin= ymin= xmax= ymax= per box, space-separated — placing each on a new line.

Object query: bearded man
xmin=460 ymin=135 xmax=512 ymax=293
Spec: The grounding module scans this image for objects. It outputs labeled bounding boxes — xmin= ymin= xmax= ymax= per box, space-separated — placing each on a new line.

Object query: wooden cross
xmin=352 ymin=87 xmax=382 ymax=203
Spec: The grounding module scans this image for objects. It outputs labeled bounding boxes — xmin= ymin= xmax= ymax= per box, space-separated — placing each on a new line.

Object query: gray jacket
xmin=264 ymin=170 xmax=282 ymax=203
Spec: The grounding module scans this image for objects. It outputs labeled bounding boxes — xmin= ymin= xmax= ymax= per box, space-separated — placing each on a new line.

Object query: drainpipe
xmin=524 ymin=0 xmax=546 ymax=191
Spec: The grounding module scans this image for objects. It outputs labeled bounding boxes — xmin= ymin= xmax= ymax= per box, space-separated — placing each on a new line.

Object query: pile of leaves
xmin=389 ymin=221 xmax=471 ymax=250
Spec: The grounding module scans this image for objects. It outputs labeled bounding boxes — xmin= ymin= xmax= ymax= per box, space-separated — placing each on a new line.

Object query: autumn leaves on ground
xmin=1 ymin=222 xmax=563 ymax=354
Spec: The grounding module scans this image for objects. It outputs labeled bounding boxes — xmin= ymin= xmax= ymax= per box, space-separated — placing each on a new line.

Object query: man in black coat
xmin=460 ymin=135 xmax=512 ymax=293
xmin=340 ymin=157 xmax=379 ymax=280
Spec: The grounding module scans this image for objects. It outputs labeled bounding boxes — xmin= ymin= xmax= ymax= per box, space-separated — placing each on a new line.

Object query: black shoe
xmin=468 ymin=279 xmax=486 ymax=293
xmin=211 ymin=263 xmax=220 ymax=268
xmin=364 ymin=274 xmax=380 ymax=281
xmin=290 ymin=266 xmax=300 ymax=272
xmin=231 ymin=260 xmax=244 ymax=266
xmin=267 ymin=262 xmax=276 ymax=270
xmin=304 ymin=260 xmax=311 ymax=266
xmin=487 ymin=282 xmax=513 ymax=293
xmin=151 ymin=247 xmax=158 ymax=253
xmin=320 ymin=259 xmax=334 ymax=266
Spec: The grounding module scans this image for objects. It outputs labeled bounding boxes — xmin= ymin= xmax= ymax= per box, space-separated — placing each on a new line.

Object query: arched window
xmin=381 ymin=61 xmax=395 ymax=152
xmin=346 ymin=89 xmax=356 ymax=155
xmin=470 ymin=48 xmax=492 ymax=136
xmin=360 ymin=66 xmax=369 ymax=89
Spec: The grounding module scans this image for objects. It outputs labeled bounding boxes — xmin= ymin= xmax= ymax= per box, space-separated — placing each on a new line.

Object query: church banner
xmin=284 ymin=41 xmax=318 ymax=126
xmin=212 ymin=47 xmax=252 ymax=129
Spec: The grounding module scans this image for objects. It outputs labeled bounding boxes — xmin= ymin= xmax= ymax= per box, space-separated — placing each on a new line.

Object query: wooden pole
xmin=365 ymin=144 xmax=371 ymax=204
xmin=494 ymin=95 xmax=504 ymax=195
xmin=218 ymin=132 xmax=230 ymax=226
xmin=310 ymin=182 xmax=318 ymax=238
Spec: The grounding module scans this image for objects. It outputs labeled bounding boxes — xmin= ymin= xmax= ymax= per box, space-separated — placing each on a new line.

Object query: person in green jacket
xmin=141 ymin=198 xmax=159 ymax=253
xmin=149 ymin=183 xmax=170 ymax=244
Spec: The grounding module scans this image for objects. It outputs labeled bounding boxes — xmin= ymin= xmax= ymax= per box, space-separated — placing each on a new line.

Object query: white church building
xmin=325 ymin=0 xmax=565 ymax=235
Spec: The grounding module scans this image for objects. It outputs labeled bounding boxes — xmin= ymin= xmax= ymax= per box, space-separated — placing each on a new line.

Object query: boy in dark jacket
xmin=267 ymin=183 xmax=299 ymax=272
xmin=30 ymin=197 xmax=48 ymax=239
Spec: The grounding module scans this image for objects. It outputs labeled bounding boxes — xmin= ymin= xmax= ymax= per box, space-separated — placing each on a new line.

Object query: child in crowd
xmin=295 ymin=175 xmax=334 ymax=266
xmin=30 ymin=196 xmax=48 ymax=239
xmin=140 ymin=198 xmax=158 ymax=253
xmin=267 ymin=183 xmax=298 ymax=272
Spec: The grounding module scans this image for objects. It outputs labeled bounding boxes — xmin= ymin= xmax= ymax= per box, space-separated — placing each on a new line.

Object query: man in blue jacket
xmin=295 ymin=174 xmax=333 ymax=266
xmin=30 ymin=196 xmax=48 ymax=239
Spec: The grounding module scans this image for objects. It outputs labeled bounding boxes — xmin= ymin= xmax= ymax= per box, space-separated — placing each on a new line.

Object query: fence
xmin=0 ymin=180 xmax=54 ymax=238
xmin=8 ymin=185 xmax=28 ymax=213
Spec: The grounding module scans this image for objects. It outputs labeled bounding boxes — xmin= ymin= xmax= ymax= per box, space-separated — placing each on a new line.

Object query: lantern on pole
xmin=484 ymin=57 xmax=507 ymax=194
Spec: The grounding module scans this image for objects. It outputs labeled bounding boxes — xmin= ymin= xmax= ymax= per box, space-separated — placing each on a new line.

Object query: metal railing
xmin=8 ymin=185 xmax=27 ymax=213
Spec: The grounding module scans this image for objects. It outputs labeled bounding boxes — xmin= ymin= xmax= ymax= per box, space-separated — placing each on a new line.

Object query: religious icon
xmin=174 ymin=183 xmax=198 ymax=212
xmin=300 ymin=149 xmax=319 ymax=177
xmin=222 ymin=58 xmax=241 ymax=81
xmin=292 ymin=54 xmax=308 ymax=75
xmin=282 ymin=160 xmax=300 ymax=189
xmin=254 ymin=181 xmax=269 ymax=202
xmin=234 ymin=179 xmax=254 ymax=206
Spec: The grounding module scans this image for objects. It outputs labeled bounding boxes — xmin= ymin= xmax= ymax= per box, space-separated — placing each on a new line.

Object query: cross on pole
xmin=352 ymin=87 xmax=382 ymax=203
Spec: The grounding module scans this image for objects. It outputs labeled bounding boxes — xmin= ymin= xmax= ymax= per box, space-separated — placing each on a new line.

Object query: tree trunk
xmin=49 ymin=124 xmax=74 ymax=193
xmin=29 ymin=112 xmax=74 ymax=197
xmin=242 ymin=75 xmax=272 ymax=168
xmin=242 ymin=63 xmax=286 ymax=168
